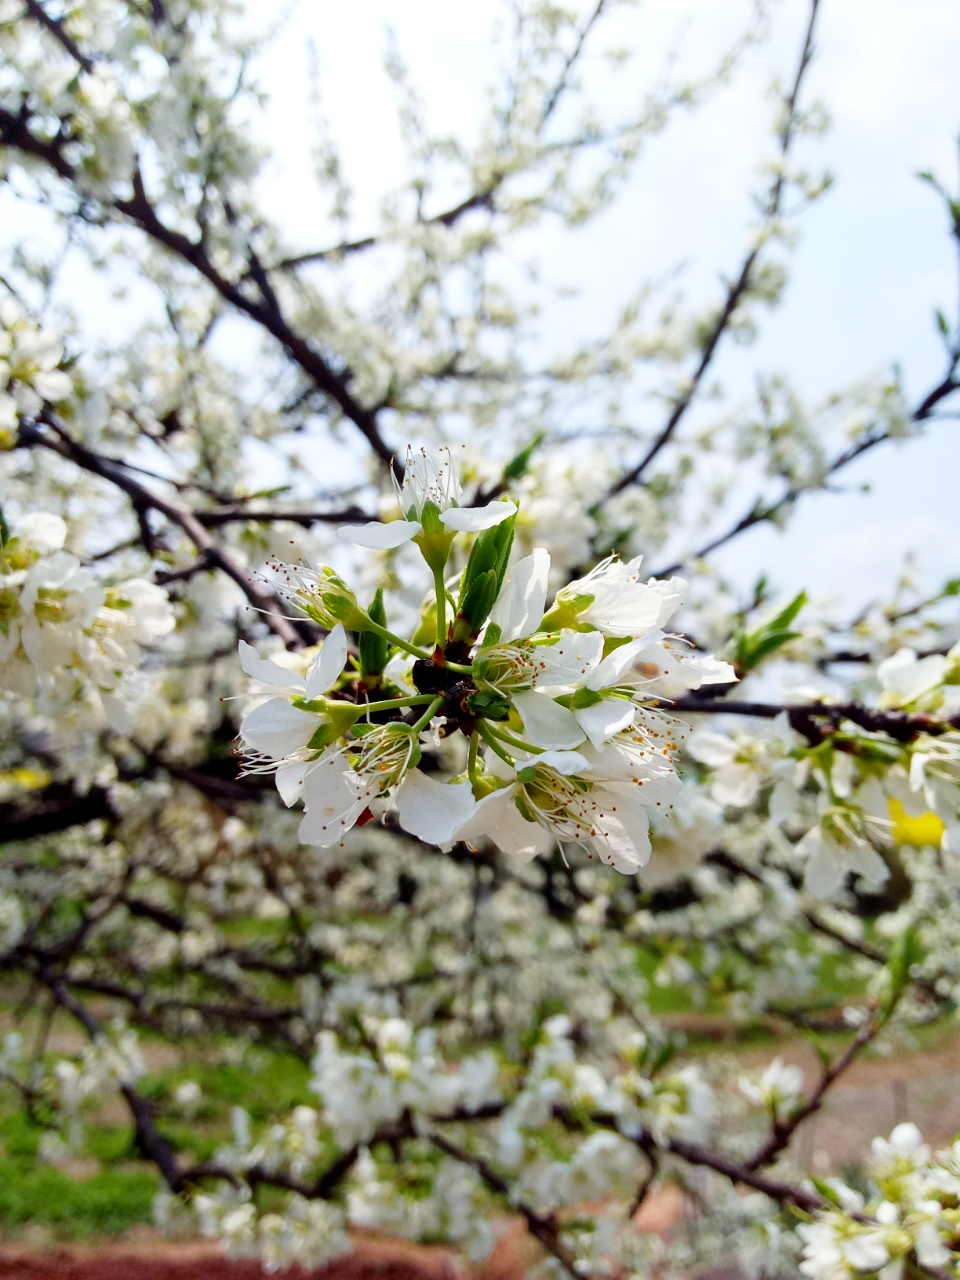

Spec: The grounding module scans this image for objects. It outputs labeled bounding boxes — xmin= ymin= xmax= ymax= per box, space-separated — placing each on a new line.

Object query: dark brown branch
xmin=21 ymin=0 xmax=95 ymax=73
xmin=0 ymin=782 xmax=114 ymax=844
xmin=17 ymin=417 xmax=304 ymax=647
xmin=192 ymin=505 xmax=372 ymax=527
xmin=609 ymin=0 xmax=822 ymax=496
xmin=43 ymin=972 xmax=184 ymax=1189
xmin=114 ymin=170 xmax=397 ymax=472
xmin=745 ymin=1011 xmax=882 ymax=1170
xmin=669 ymin=695 xmax=960 ymax=744
xmin=427 ymin=1128 xmax=578 ymax=1278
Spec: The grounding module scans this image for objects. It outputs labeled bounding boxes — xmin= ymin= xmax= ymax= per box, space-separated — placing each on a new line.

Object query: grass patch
xmin=0 ymin=1159 xmax=158 ymax=1238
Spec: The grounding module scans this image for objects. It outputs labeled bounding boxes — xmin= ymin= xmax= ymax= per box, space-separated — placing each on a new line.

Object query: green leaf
xmin=359 ymin=588 xmax=388 ymax=678
xmin=730 ymin=590 xmax=808 ymax=675
xmin=881 ymin=925 xmax=923 ymax=1019
xmin=464 ymin=689 xmax=512 ymax=721
xmin=502 ymin=431 xmax=546 ymax=482
xmin=454 ymin=511 xmax=517 ymax=636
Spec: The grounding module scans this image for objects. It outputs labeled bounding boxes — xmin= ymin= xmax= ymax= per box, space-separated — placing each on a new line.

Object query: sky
xmin=250 ymin=0 xmax=960 ymax=612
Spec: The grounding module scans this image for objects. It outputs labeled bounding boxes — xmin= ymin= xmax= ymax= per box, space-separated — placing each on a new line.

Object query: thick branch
xmin=669 ymin=696 xmax=960 ymax=744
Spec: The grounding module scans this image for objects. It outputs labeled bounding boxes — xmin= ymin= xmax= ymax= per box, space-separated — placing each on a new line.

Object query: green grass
xmin=0 ymin=1158 xmax=159 ymax=1237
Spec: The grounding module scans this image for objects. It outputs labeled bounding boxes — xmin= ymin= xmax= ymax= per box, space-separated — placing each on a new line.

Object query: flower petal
xmin=513 ymin=690 xmax=585 ymax=750
xmin=439 ymin=501 xmax=517 ymax=532
xmin=276 ymin=759 xmax=310 ymax=806
xmin=395 ymin=770 xmax=477 ymax=846
xmin=696 ymin=655 xmax=738 ymax=685
xmin=586 ymin=636 xmax=649 ymax=691
xmin=489 ymin=548 xmax=550 ymax=642
xmin=16 ymin=512 xmax=66 ymax=554
xmin=240 ymin=698 xmax=318 ymax=759
xmin=535 ymin=630 xmax=605 ymax=689
xmin=298 ymin=753 xmax=370 ymax=846
xmin=585 ymin=788 xmax=651 ymax=871
xmin=338 ymin=521 xmax=421 ymax=549
xmin=687 ymin=730 xmax=737 ymax=767
xmin=304 ymin=623 xmax=348 ymax=699
xmin=455 ymin=786 xmax=551 ymax=861
xmin=238 ymin=640 xmax=306 ymax=690
xmin=574 ymin=697 xmax=635 ymax=751
xmin=537 ymin=750 xmax=592 ymax=774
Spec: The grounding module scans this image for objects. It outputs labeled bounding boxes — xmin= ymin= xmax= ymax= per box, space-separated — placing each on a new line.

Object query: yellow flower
xmin=887 ymin=797 xmax=944 ymax=848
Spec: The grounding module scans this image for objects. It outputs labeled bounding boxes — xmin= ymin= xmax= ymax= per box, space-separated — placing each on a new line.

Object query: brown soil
xmin=0 ymin=1190 xmax=690 ymax=1280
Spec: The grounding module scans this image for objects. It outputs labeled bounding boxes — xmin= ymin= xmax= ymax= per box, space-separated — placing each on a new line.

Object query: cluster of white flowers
xmin=171 ymin=1010 xmax=721 ymax=1274
xmin=0 ymin=510 xmax=175 ymax=727
xmin=0 ymin=296 xmax=73 ymax=439
xmin=238 ymin=447 xmax=735 ymax=873
xmin=800 ymin=1122 xmax=960 ymax=1280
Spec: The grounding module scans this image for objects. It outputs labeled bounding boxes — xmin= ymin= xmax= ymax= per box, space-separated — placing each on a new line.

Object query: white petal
xmin=439 ymin=501 xmax=516 ymax=532
xmin=16 ymin=512 xmax=66 ymax=554
xmin=535 ymin=630 xmax=605 ymax=689
xmin=298 ymin=754 xmax=369 ymax=846
xmin=696 ymin=655 xmax=738 ymax=685
xmin=574 ymin=698 xmax=635 ymax=751
xmin=846 ymin=842 xmax=890 ymax=887
xmin=687 ymin=730 xmax=737 ymax=768
xmin=455 ymin=787 xmax=551 ymax=861
xmin=584 ymin=789 xmax=651 ymax=872
xmin=395 ymin=770 xmax=477 ymax=846
xmin=338 ymin=521 xmax=421 ymax=549
xmin=488 ymin=549 xmax=550 ymax=642
xmin=240 ymin=698 xmax=318 ymax=759
xmin=32 ymin=369 xmax=73 ymax=402
xmin=586 ymin=637 xmax=648 ymax=691
xmin=238 ymin=640 xmax=306 ymax=690
xmin=648 ymin=576 xmax=688 ymax=627
xmin=537 ymin=750 xmax=592 ymax=775
xmin=513 ymin=690 xmax=586 ymax=750
xmin=276 ymin=759 xmax=310 ymax=806
xmin=711 ymin=764 xmax=760 ymax=808
xmin=304 ymin=623 xmax=348 ymax=699
xmin=100 ymin=691 xmax=132 ymax=735
xmin=799 ymin=828 xmax=844 ymax=898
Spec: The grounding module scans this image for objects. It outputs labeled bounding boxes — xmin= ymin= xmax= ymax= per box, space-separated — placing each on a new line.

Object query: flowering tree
xmin=2 ymin=0 xmax=960 ymax=1275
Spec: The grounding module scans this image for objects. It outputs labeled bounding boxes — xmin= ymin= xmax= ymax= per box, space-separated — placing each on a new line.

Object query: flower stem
xmin=365 ymin=621 xmax=432 ymax=662
xmin=359 ymin=694 xmax=436 ymax=714
xmin=434 ymin=567 xmax=447 ymax=648
xmin=486 ymin=724 xmax=543 ymax=756
xmin=412 ymin=696 xmax=445 ymax=734
xmin=468 ymin=730 xmax=480 ymax=786
xmin=443 ymin=659 xmax=474 ymax=674
xmin=477 ymin=719 xmax=516 ymax=766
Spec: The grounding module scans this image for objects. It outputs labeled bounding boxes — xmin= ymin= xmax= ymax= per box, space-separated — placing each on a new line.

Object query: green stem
xmin=467 ymin=731 xmax=481 ymax=787
xmin=434 ymin=568 xmax=447 ymax=648
xmin=477 ymin=719 xmax=516 ymax=767
xmin=412 ymin=696 xmax=445 ymax=734
xmin=443 ymin=659 xmax=474 ymax=674
xmin=487 ymin=724 xmax=543 ymax=756
xmin=359 ymin=694 xmax=435 ymax=714
xmin=365 ymin=621 xmax=431 ymax=662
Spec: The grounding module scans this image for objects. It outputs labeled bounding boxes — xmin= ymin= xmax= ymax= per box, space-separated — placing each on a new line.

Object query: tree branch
xmin=609 ymin=0 xmax=822 ymax=496
xmin=17 ymin=416 xmax=304 ymax=647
